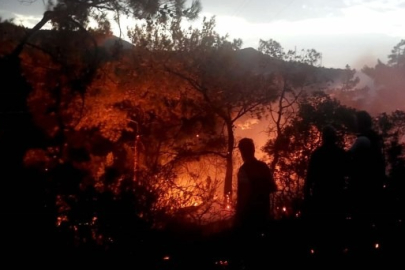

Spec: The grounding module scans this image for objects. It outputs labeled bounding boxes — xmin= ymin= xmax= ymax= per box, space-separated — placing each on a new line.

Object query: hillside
xmin=0 ymin=21 xmax=354 ymax=93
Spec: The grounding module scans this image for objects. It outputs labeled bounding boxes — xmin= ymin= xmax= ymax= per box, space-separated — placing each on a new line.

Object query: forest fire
xmin=1 ymin=3 xmax=405 ymax=264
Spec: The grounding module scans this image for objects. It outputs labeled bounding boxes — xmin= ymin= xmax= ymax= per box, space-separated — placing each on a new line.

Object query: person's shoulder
xmin=356 ymin=136 xmax=371 ymax=146
xmin=331 ymin=144 xmax=347 ymax=153
xmin=254 ymin=158 xmax=270 ymax=167
xmin=238 ymin=163 xmax=247 ymax=173
xmin=366 ymin=129 xmax=381 ymax=139
xmin=255 ymin=159 xmax=273 ymax=173
xmin=310 ymin=146 xmax=325 ymax=157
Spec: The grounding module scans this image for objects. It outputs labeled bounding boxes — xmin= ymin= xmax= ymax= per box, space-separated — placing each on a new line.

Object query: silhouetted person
xmin=232 ymin=138 xmax=277 ymax=269
xmin=303 ymin=125 xmax=349 ymax=257
xmin=348 ymin=111 xmax=386 ymax=214
xmin=304 ymin=125 xmax=348 ymax=216
xmin=235 ymin=138 xmax=277 ymax=232
xmin=347 ymin=110 xmax=386 ymax=256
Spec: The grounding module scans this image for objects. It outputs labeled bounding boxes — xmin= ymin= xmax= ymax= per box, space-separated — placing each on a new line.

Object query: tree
xmin=388 ymin=39 xmax=405 ymax=68
xmin=0 ymin=1 xmax=201 ymax=255
xmin=259 ymin=39 xmax=322 ymax=66
xmin=374 ymin=110 xmax=405 ymax=216
xmin=258 ymin=39 xmax=324 ymax=172
xmin=361 ymin=40 xmax=405 ymax=114
xmin=258 ymin=39 xmax=358 ymax=217
xmin=0 ymin=0 xmax=201 ymax=207
xmin=134 ymin=17 xmax=279 ymax=202
xmin=263 ymin=91 xmax=356 ymax=218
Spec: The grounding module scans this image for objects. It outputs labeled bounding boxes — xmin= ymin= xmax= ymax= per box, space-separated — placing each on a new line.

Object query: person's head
xmin=322 ymin=125 xmax=337 ymax=145
xmin=238 ymin=138 xmax=255 ymax=161
xmin=355 ymin=110 xmax=373 ymax=134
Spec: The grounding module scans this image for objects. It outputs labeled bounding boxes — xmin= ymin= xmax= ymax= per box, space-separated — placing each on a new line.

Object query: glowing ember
xmin=225 ymin=193 xmax=231 ymax=210
xmin=56 ymin=215 xmax=68 ymax=227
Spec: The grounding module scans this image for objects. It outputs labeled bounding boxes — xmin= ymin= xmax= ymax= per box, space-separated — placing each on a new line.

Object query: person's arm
xmin=236 ymin=167 xmax=250 ymax=215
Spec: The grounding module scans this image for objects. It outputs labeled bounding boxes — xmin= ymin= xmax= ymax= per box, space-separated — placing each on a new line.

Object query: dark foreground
xmin=3 ymin=215 xmax=405 ymax=268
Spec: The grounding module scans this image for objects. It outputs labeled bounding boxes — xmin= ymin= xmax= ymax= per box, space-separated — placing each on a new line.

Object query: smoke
xmin=336 ymin=69 xmax=405 ymax=115
xmin=234 ymin=116 xmax=272 ymax=161
xmin=235 ymin=118 xmax=260 ymax=130
xmin=351 ymin=52 xmax=383 ymax=70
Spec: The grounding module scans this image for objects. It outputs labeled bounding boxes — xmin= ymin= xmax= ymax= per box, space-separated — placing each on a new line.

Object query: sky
xmin=1 ymin=0 xmax=405 ymax=69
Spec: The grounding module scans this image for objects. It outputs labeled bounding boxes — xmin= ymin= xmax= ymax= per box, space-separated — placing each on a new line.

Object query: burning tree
xmin=129 ymin=17 xmax=279 ymax=203
xmin=0 ymin=0 xmax=202 ymax=198
xmin=262 ymin=90 xmax=357 ymax=218
xmin=257 ymin=39 xmax=358 ymax=217
xmin=0 ymin=1 xmax=202 ymax=256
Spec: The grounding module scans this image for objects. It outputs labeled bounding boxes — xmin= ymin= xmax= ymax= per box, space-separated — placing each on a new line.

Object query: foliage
xmin=263 ymin=91 xmax=357 ymax=217
xmin=133 ymin=17 xmax=279 ymax=198
xmin=388 ymin=39 xmax=405 ymax=68
xmin=362 ymin=63 xmax=405 ymax=113
xmin=374 ymin=110 xmax=405 ymax=213
xmin=259 ymin=38 xmax=322 ymax=66
xmin=31 ymin=0 xmax=201 ymax=32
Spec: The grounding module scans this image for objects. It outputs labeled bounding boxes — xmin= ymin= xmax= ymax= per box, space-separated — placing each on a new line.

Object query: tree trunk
xmin=223 ymin=121 xmax=234 ymax=202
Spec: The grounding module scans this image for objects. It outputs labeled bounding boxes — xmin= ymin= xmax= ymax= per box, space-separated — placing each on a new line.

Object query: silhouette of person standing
xmin=303 ymin=125 xmax=349 ymax=257
xmin=304 ymin=125 xmax=348 ymax=217
xmin=348 ymin=110 xmax=386 ymax=217
xmin=232 ymin=138 xmax=277 ymax=269
xmin=347 ymin=110 xmax=386 ymax=256
xmin=235 ymin=137 xmax=277 ymax=234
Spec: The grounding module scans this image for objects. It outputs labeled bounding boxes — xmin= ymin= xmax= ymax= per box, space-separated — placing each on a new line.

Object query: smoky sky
xmin=0 ymin=0 xmax=45 ymax=17
xmin=2 ymin=0 xmax=405 ymax=69
xmin=200 ymin=0 xmax=343 ymax=22
xmin=4 ymin=0 xmax=405 ymax=22
xmin=199 ymin=0 xmax=405 ymax=23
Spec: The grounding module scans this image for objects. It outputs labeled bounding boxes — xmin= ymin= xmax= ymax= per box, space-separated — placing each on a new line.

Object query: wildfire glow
xmin=152 ymin=155 xmax=234 ymax=222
